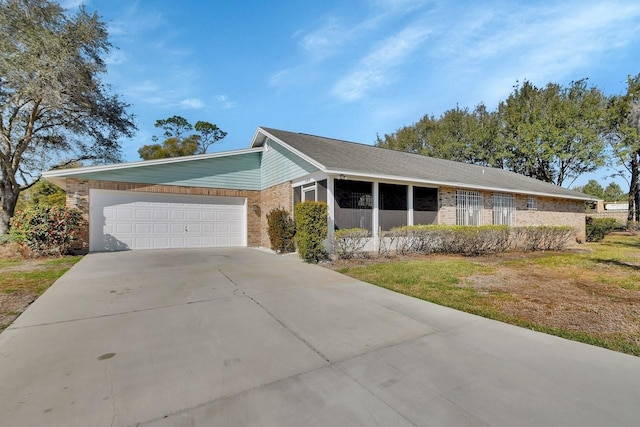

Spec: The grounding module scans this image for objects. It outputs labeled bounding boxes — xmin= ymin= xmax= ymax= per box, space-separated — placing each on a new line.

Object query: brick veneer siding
xmin=437 ymin=186 xmax=586 ymax=243
xmin=260 ymin=181 xmax=294 ymax=248
xmin=66 ymin=178 xmax=263 ymax=252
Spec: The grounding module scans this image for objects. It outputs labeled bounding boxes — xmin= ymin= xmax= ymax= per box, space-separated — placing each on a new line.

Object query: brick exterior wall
xmin=66 ymin=176 xmax=586 ymax=252
xmin=260 ymin=181 xmax=294 ymax=248
xmin=437 ymin=186 xmax=586 ymax=243
xmin=66 ymin=178 xmax=263 ymax=252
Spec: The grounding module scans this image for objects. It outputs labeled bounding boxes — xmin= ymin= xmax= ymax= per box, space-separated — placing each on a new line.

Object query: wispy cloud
xmin=179 ymin=98 xmax=204 ymax=109
xmin=216 ymin=95 xmax=237 ymax=109
xmin=331 ymin=22 xmax=432 ymax=101
xmin=104 ymin=49 xmax=127 ymax=66
xmin=60 ymin=0 xmax=85 ymax=9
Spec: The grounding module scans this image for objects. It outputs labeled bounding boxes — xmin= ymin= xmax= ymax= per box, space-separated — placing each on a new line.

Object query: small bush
xmin=586 ymin=217 xmax=619 ymax=242
xmin=334 ymin=228 xmax=371 ymax=259
xmin=266 ymin=207 xmax=296 ymax=253
xmin=9 ymin=206 xmax=85 ymax=256
xmin=294 ymin=201 xmax=328 ymax=263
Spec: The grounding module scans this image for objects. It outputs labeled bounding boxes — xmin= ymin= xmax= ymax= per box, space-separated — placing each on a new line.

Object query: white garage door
xmin=89 ymin=189 xmax=246 ymax=251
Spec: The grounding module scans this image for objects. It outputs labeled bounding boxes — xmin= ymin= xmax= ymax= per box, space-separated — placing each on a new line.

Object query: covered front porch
xmin=292 ymin=173 xmax=439 ymax=251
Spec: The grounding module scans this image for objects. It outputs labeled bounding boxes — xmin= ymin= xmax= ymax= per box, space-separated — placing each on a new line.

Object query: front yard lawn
xmin=0 ymin=251 xmax=82 ymax=331
xmin=334 ymin=233 xmax=640 ymax=356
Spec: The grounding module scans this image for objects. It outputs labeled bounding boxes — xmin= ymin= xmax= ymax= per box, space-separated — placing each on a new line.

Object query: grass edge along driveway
xmin=0 ymin=255 xmax=82 ymax=331
xmin=336 ymin=233 xmax=640 ymax=357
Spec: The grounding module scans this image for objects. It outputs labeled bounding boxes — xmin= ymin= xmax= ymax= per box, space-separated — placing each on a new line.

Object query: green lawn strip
xmin=343 ymin=259 xmax=500 ymax=317
xmin=342 ymin=255 xmax=640 ymax=357
xmin=0 ymin=256 xmax=82 ymax=295
xmin=0 ymin=258 xmax=21 ymax=269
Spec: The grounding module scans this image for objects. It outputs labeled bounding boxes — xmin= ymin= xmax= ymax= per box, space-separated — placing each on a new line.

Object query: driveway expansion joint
xmin=219 ymin=268 xmax=331 ymax=363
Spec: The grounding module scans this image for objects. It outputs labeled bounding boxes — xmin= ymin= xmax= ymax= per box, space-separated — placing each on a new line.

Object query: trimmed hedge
xmin=333 ymin=228 xmax=371 ymax=259
xmin=9 ymin=205 xmax=85 ymax=256
xmin=266 ymin=207 xmax=296 ymax=253
xmin=294 ymin=201 xmax=328 ymax=263
xmin=378 ymin=224 xmax=574 ymax=257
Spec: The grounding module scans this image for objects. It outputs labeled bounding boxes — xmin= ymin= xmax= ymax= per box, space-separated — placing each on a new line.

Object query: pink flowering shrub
xmin=9 ymin=206 xmax=85 ymax=256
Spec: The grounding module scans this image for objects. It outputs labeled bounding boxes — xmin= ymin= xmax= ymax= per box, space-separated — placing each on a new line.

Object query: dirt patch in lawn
xmin=328 ymin=233 xmax=640 ymax=353
xmin=467 ymin=266 xmax=640 ymax=346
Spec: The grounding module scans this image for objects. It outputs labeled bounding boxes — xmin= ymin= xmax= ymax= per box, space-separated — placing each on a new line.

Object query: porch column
xmin=327 ymin=176 xmax=335 ymax=251
xmin=407 ymin=184 xmax=414 ymax=226
xmin=372 ymin=181 xmax=379 ymax=250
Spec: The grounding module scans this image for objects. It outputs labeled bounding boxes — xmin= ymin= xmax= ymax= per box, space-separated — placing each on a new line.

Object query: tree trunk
xmin=628 ymin=156 xmax=639 ymax=230
xmin=0 ymin=186 xmax=19 ymax=235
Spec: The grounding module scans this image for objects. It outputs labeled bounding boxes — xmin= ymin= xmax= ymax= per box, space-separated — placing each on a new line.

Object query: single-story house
xmin=43 ymin=127 xmax=597 ymax=252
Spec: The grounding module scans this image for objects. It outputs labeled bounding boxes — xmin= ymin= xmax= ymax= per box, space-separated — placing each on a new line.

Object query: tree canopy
xmin=377 ymin=79 xmax=608 ymax=187
xmin=137 ymin=116 xmax=227 ymax=160
xmin=607 ymin=74 xmax=640 ymax=224
xmin=0 ymin=0 xmax=135 ymax=234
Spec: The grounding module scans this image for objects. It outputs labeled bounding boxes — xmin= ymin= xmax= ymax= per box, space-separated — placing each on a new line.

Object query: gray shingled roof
xmin=260 ymin=127 xmax=596 ymax=201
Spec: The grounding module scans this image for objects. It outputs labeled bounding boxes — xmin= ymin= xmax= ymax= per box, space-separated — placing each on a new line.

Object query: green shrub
xmin=511 ymin=226 xmax=575 ymax=251
xmin=9 ymin=206 xmax=85 ymax=256
xmin=379 ymin=224 xmax=572 ymax=256
xmin=334 ymin=228 xmax=371 ymax=259
xmin=586 ymin=217 xmax=619 ymax=242
xmin=266 ymin=207 xmax=296 ymax=253
xmin=294 ymin=201 xmax=328 ymax=263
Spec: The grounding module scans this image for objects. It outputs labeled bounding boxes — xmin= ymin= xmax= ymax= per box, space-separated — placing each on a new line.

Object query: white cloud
xmin=216 ymin=95 xmax=237 ymax=109
xmin=179 ymin=98 xmax=205 ymax=109
xmin=104 ymin=49 xmax=127 ymax=66
xmin=332 ymin=22 xmax=432 ymax=101
xmin=60 ymin=0 xmax=85 ymax=9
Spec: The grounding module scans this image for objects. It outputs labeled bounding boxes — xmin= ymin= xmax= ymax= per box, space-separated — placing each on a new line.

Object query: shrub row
xmin=333 ymin=225 xmax=575 ymax=259
xmin=9 ymin=206 xmax=85 ymax=256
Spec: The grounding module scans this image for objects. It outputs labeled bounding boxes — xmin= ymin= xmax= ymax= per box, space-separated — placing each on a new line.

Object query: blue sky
xmin=65 ymin=0 xmax=640 ymax=189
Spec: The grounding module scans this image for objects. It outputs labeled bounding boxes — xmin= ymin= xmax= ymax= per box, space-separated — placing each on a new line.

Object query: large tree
xmin=607 ymin=74 xmax=640 ymax=225
xmin=376 ymin=103 xmax=503 ymax=167
xmin=138 ymin=115 xmax=226 ymax=160
xmin=498 ymin=79 xmax=608 ymax=187
xmin=0 ymin=0 xmax=135 ymax=234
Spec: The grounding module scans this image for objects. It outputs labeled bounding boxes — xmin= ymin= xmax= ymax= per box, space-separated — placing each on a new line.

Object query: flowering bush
xmin=9 ymin=206 xmax=85 ymax=256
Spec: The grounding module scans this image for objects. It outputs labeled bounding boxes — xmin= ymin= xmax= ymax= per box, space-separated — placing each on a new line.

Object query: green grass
xmin=344 ymin=259 xmax=500 ymax=318
xmin=0 ymin=255 xmax=82 ymax=331
xmin=340 ymin=234 xmax=640 ymax=357
xmin=0 ymin=258 xmax=21 ymax=269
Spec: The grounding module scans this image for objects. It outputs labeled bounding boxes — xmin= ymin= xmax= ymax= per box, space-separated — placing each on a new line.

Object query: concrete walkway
xmin=1 ymin=248 xmax=639 ymax=426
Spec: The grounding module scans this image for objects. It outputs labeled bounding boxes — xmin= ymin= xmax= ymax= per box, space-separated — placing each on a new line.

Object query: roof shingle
xmin=260 ymin=127 xmax=595 ymax=201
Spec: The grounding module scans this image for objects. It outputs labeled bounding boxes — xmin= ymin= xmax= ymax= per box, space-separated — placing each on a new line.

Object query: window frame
xmin=456 ymin=190 xmax=483 ymax=226
xmin=492 ymin=193 xmax=516 ymax=226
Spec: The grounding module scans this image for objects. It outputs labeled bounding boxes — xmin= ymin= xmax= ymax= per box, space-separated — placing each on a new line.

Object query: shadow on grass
xmin=595 ymin=258 xmax=640 ymax=271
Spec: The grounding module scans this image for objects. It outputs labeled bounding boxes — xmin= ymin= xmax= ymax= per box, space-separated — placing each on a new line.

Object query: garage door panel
xmin=90 ymin=190 xmax=246 ymax=251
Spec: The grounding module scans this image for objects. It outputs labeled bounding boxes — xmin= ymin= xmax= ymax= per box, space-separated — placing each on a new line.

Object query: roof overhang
xmin=42 ymin=147 xmax=264 ymax=189
xmin=251 ymin=127 xmax=327 ymax=171
xmin=324 ymin=169 xmax=598 ymax=201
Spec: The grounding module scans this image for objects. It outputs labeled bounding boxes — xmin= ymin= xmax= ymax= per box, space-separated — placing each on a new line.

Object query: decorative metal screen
xmin=493 ymin=193 xmax=516 ymax=225
xmin=456 ymin=190 xmax=482 ymax=226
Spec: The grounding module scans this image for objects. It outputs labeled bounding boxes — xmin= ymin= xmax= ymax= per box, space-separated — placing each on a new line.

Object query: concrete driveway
xmin=1 ymin=248 xmax=639 ymax=426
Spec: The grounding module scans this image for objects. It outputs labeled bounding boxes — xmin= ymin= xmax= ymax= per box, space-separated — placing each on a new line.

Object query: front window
xmin=456 ymin=190 xmax=482 ymax=226
xmin=493 ymin=193 xmax=515 ymax=225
